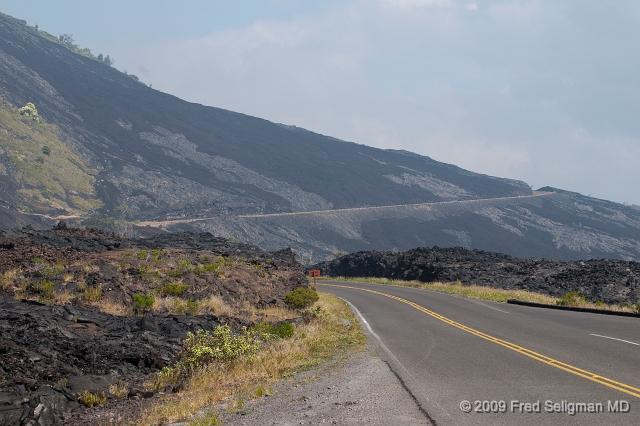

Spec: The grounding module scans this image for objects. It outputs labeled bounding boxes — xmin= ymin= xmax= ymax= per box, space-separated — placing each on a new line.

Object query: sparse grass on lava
xmin=133 ymin=292 xmax=364 ymax=426
xmin=317 ymin=276 xmax=638 ymax=313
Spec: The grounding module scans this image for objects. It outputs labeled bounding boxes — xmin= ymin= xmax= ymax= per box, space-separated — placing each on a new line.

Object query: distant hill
xmin=0 ymin=11 xmax=639 ymax=262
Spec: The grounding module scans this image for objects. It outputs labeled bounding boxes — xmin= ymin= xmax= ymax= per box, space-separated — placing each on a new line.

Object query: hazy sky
xmin=2 ymin=1 xmax=639 ymax=205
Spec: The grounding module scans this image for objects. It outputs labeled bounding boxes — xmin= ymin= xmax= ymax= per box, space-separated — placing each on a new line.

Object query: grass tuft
xmin=78 ymin=390 xmax=107 ymax=408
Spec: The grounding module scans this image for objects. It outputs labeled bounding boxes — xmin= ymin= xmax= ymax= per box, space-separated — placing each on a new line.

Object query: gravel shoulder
xmin=214 ymin=343 xmax=432 ymax=425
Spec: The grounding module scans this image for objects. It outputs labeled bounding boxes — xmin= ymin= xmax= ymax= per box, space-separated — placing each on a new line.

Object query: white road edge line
xmin=590 ymin=333 xmax=640 ymax=346
xmin=339 ymin=298 xmax=407 ymax=372
xmin=337 ymin=296 xmax=450 ymax=419
xmin=474 ymin=301 xmax=511 ymax=314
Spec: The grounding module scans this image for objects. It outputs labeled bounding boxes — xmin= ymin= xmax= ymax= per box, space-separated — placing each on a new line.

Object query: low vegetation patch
xmin=135 ymin=292 xmax=364 ymax=426
xmin=78 ymin=390 xmax=107 ymax=408
xmin=283 ymin=287 xmax=320 ymax=309
xmin=132 ymin=293 xmax=155 ymax=315
xmin=556 ymin=291 xmax=587 ymax=307
xmin=29 ymin=279 xmax=55 ymax=302
xmin=162 ymin=282 xmax=189 ymax=297
xmin=0 ymin=99 xmax=101 ymax=214
xmin=252 ymin=321 xmax=295 ymax=340
xmin=318 ymin=276 xmax=639 ymax=313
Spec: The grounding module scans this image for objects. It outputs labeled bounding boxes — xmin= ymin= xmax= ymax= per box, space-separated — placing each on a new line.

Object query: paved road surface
xmin=320 ymin=281 xmax=640 ymax=425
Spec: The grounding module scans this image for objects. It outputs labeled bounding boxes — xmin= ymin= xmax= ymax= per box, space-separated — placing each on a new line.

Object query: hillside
xmin=0 ymin=11 xmax=639 ymax=262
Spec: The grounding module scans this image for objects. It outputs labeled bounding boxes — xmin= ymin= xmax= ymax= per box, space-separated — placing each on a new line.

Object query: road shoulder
xmin=216 ymin=345 xmax=432 ymax=425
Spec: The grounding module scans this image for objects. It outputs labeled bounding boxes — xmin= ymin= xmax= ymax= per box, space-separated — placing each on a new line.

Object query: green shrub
xmin=31 ymin=259 xmax=64 ymax=278
xmin=594 ymin=301 xmax=605 ymax=307
xmin=179 ymin=326 xmax=260 ymax=371
xmin=18 ymin=102 xmax=39 ymax=122
xmin=556 ymin=291 xmax=587 ymax=307
xmin=153 ymin=365 xmax=179 ymax=390
xmin=177 ymin=257 xmax=192 ymax=270
xmin=30 ymin=279 xmax=55 ymax=300
xmin=163 ymin=283 xmax=189 ymax=297
xmin=204 ymin=262 xmax=222 ymax=273
xmin=138 ymin=264 xmax=150 ymax=280
xmin=283 ymin=287 xmax=319 ymax=309
xmin=183 ymin=298 xmax=200 ymax=316
xmin=132 ymin=293 xmax=155 ymax=314
xmin=150 ymin=249 xmax=163 ymax=262
xmin=635 ymin=303 xmax=640 ymax=314
xmin=620 ymin=301 xmax=629 ymax=308
xmin=168 ymin=269 xmax=186 ymax=277
xmin=252 ymin=322 xmax=294 ymax=339
xmin=136 ymin=250 xmax=148 ymax=260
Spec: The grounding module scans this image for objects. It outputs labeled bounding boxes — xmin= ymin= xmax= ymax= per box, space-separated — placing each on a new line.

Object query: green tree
xmin=59 ymin=34 xmax=74 ymax=44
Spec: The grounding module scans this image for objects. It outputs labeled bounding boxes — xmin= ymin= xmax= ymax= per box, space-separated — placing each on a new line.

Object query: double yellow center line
xmin=321 ymin=283 xmax=640 ymax=399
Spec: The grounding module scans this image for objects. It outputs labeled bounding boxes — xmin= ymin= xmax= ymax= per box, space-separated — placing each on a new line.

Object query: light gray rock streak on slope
xmin=140 ymin=127 xmax=333 ymax=212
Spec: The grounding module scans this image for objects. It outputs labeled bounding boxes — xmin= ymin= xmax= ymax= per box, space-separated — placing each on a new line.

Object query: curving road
xmin=319 ymin=281 xmax=640 ymax=425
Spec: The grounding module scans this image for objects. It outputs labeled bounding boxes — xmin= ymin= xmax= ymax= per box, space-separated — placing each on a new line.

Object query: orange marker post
xmin=308 ymin=270 xmax=320 ymax=289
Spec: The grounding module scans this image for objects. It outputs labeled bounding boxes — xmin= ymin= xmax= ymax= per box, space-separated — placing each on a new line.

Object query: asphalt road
xmin=319 ymin=281 xmax=640 ymax=426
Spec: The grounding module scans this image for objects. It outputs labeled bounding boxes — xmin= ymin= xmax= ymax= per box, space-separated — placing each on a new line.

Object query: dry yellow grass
xmin=95 ymin=299 xmax=130 ymax=316
xmin=88 ymin=294 xmax=302 ymax=320
xmin=197 ymin=295 xmax=236 ymax=317
xmin=318 ymin=276 xmax=639 ymax=313
xmin=0 ymin=269 xmax=17 ymax=290
xmin=109 ymin=380 xmax=129 ymax=399
xmin=319 ymin=276 xmax=559 ymax=303
xmin=53 ymin=290 xmax=73 ymax=305
xmin=197 ymin=296 xmax=294 ymax=323
xmin=133 ymin=292 xmax=365 ymax=426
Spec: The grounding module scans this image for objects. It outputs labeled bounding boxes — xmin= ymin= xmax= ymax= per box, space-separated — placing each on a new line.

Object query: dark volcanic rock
xmin=0 ymin=225 xmax=308 ymax=425
xmin=314 ymin=246 xmax=640 ymax=304
xmin=0 ymin=297 xmax=220 ymax=425
xmin=0 ymin=227 xmax=301 ymax=272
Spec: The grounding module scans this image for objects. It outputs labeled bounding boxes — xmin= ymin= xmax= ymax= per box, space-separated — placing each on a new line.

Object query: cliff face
xmin=0 ymin=11 xmax=639 ymax=262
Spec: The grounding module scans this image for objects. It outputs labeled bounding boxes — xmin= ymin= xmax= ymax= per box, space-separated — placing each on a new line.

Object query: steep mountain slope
xmin=0 ymin=13 xmax=529 ymax=219
xmin=0 ymin=11 xmax=639 ymax=263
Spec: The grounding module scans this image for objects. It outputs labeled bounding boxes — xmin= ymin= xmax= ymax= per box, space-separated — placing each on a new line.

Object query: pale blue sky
xmin=2 ymin=1 xmax=639 ymax=205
